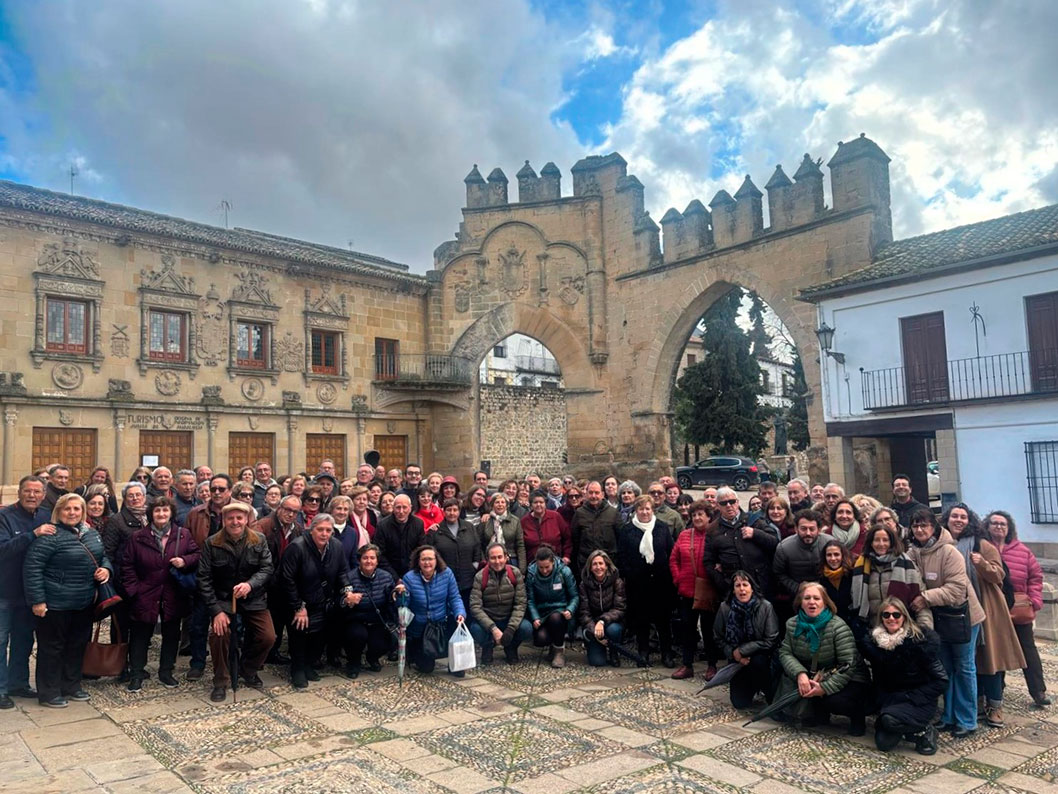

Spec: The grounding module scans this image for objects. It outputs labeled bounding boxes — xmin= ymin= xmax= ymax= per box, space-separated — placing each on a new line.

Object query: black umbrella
xmin=695 ymin=661 xmax=742 ymax=694
xmin=580 ymin=628 xmax=647 ymax=667
xmin=743 ymin=664 xmax=849 ymax=726
xmin=229 ymin=593 xmax=240 ymax=704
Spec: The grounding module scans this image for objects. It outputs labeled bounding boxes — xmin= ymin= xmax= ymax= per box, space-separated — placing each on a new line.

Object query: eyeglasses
xmin=568 ymin=494 xmax=582 ymax=500
xmin=988 ymin=520 xmax=1008 ymax=527
xmin=718 ymin=499 xmax=738 ymax=506
xmin=210 ymin=486 xmax=229 ymax=493
xmin=136 ymin=475 xmax=150 ymax=481
xmin=880 ymin=611 xmax=902 ymax=619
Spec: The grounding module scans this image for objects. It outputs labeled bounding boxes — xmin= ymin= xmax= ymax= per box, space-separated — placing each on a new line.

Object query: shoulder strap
xmin=506 ymin=564 xmax=516 ymax=586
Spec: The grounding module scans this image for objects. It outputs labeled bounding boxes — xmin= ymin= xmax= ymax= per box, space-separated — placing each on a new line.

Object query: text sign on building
xmin=125 ymin=414 xmax=205 ymax=431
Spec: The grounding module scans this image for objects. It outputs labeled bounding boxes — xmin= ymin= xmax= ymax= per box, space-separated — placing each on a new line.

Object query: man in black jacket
xmin=375 ymin=495 xmax=425 ymax=580
xmin=704 ymin=487 xmax=778 ymax=599
xmin=198 ymin=502 xmax=275 ymax=702
xmin=570 ymin=482 xmax=619 ymax=576
xmin=280 ymin=514 xmax=356 ymax=688
xmin=889 ymin=473 xmax=928 ymax=529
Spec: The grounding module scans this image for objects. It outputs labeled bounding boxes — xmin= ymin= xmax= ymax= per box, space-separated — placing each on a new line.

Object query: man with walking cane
xmin=198 ymin=502 xmax=275 ymax=703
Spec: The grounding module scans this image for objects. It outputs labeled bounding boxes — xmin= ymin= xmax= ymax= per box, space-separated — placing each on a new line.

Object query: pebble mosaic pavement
xmin=3 ymin=637 xmax=1058 ymax=793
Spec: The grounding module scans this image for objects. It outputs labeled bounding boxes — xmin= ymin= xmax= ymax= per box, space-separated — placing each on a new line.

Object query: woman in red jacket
xmin=669 ymin=500 xmax=718 ymax=681
xmin=988 ymin=509 xmax=1049 ymax=707
xmin=521 ymin=491 xmax=571 ymax=565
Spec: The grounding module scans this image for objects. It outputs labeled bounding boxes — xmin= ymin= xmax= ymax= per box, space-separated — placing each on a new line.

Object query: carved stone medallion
xmin=386 ymin=421 xmax=397 ymax=434
xmin=559 ymin=275 xmax=585 ymax=306
xmin=110 ymin=324 xmax=130 ymax=358
xmin=498 ymin=245 xmax=528 ymax=297
xmin=155 ymin=371 xmax=182 ymax=396
xmin=322 ymin=417 xmax=333 ymax=433
xmin=58 ymin=409 xmax=74 ymax=426
xmin=275 ymin=332 xmax=305 ymax=373
xmin=454 ymin=285 xmax=471 ymax=313
xmin=316 ymin=382 xmax=337 ymax=405
xmin=51 ymin=363 xmax=84 ymax=391
xmin=241 ymin=378 xmax=264 ymax=402
xmin=248 ymin=416 xmax=260 ymax=430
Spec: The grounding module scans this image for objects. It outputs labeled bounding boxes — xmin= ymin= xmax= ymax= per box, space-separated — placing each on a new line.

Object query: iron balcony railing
xmin=861 ymin=348 xmax=1058 ymax=410
xmin=514 ymin=354 xmax=561 ymax=375
xmin=373 ymin=353 xmax=474 ymax=388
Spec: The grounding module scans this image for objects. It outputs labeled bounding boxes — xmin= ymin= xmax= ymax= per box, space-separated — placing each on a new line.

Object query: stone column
xmin=356 ymin=417 xmax=365 ymax=464
xmin=415 ymin=415 xmax=425 ymax=467
xmin=206 ymin=415 xmax=218 ymax=469
xmin=113 ymin=411 xmax=126 ymax=481
xmin=2 ymin=407 xmax=17 ymax=486
xmin=935 ymin=428 xmax=959 ymax=500
xmin=286 ymin=414 xmax=297 ymax=477
xmin=826 ymin=436 xmax=857 ymax=492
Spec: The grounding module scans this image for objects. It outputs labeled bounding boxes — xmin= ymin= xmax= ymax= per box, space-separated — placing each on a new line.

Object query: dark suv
xmin=676 ymin=456 xmax=761 ymax=491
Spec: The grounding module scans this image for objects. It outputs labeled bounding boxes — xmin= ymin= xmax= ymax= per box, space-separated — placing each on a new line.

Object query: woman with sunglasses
xmin=557 ymin=486 xmax=582 ymax=526
xmin=300 ymin=486 xmax=324 ymax=525
xmin=858 ymin=596 xmax=945 ymax=755
xmin=128 ymin=466 xmax=152 ymax=487
xmin=231 ymin=484 xmax=259 ymax=522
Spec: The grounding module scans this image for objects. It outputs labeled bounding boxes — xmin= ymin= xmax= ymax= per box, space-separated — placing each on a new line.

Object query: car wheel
xmin=677 ymin=475 xmax=692 ymax=490
xmin=733 ymin=475 xmax=750 ymax=491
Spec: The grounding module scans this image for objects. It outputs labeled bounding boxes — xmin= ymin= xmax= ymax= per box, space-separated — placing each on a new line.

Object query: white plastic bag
xmin=447 ymin=622 xmax=477 ymax=672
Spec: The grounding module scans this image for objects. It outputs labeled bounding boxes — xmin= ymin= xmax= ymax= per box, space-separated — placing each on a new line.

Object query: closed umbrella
xmin=229 ymin=593 xmax=240 ymax=704
xmin=695 ymin=661 xmax=742 ymax=694
xmin=396 ymin=590 xmax=412 ymax=687
xmin=743 ymin=663 xmax=849 ymax=726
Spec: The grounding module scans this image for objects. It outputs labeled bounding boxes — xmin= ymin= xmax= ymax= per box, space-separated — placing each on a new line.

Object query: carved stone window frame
xmin=32 ymin=242 xmax=105 ymax=372
xmin=224 ymin=271 xmax=280 ymax=383
xmin=137 ymin=253 xmax=201 ymax=377
xmin=303 ymin=288 xmax=350 ymax=387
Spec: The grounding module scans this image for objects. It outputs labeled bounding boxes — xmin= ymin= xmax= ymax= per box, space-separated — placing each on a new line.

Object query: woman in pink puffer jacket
xmin=988 ymin=510 xmax=1049 ymax=707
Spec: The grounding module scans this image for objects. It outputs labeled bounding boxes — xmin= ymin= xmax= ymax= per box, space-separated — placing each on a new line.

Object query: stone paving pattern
xmin=4 ymin=639 xmax=1058 ymax=793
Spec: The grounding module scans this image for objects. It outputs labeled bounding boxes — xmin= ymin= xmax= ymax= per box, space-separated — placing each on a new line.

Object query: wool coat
xmin=121 ymin=524 xmax=201 ymax=624
xmin=522 ymin=509 xmax=572 ymax=563
xmin=969 ymin=538 xmax=1026 ymax=675
xmin=425 ymin=520 xmax=483 ymax=592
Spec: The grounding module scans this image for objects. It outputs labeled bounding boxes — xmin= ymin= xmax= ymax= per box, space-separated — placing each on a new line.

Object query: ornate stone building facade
xmin=0 ymin=133 xmax=895 ymax=485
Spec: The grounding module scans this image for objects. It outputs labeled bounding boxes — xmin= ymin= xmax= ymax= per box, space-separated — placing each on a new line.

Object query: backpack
xmin=481 ymin=564 xmax=516 ymax=589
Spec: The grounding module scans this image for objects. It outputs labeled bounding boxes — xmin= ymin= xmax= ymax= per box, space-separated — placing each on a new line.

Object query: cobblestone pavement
xmin=3 ymin=638 xmax=1058 ymax=793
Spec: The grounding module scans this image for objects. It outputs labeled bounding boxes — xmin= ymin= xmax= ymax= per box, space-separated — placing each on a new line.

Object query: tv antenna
xmin=218 ymin=199 xmax=232 ymax=229
xmin=69 ymin=163 xmax=78 ymax=195
xmin=347 ymin=239 xmax=355 ymax=251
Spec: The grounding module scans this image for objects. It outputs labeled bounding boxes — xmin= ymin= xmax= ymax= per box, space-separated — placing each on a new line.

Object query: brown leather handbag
xmin=83 ymin=614 xmax=128 ymax=677
xmin=690 ymin=528 xmax=717 ymax=612
xmin=1010 ymin=594 xmax=1035 ymax=626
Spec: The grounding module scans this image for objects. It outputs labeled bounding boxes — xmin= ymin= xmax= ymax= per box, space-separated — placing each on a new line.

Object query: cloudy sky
xmin=1 ymin=0 xmax=1055 ymax=271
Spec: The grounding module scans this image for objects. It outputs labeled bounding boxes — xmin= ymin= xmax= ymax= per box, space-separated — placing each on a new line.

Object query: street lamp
xmin=815 ymin=321 xmax=846 ymax=365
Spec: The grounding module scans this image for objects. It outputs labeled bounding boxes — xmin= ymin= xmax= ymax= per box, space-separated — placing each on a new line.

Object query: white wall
xmin=954 ymin=400 xmax=1058 ymax=544
xmin=816 ymin=253 xmax=1058 ymax=421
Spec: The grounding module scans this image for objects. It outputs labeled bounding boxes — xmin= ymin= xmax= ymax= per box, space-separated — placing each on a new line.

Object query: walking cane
xmin=229 ymin=592 xmax=239 ymax=704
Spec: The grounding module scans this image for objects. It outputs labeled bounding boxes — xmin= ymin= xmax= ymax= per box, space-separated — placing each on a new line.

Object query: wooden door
xmin=32 ymin=427 xmax=98 ymax=485
xmin=901 ymin=312 xmax=949 ymax=404
xmin=1027 ymin=291 xmax=1058 ymax=392
xmin=228 ymin=432 xmax=274 ymax=473
xmin=139 ymin=431 xmax=193 ymax=471
xmin=306 ymin=434 xmax=346 ymax=479
xmin=373 ymin=435 xmax=407 ymax=472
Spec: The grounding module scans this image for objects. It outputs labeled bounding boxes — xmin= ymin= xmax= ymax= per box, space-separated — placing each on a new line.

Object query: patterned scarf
xmin=724 ymin=594 xmax=759 ymax=650
xmin=793 ymin=607 xmax=833 ymax=654
xmin=850 ymin=551 xmax=923 ymax=621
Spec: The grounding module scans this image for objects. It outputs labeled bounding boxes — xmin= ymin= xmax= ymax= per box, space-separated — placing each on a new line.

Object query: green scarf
xmin=793 ymin=607 xmax=833 ymax=653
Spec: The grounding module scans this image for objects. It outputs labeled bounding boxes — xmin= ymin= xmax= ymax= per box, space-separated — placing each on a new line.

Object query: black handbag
xmin=420 ymin=581 xmax=448 ymax=659
xmin=933 ymin=602 xmax=971 ymax=644
xmin=78 ymin=535 xmax=122 ymax=619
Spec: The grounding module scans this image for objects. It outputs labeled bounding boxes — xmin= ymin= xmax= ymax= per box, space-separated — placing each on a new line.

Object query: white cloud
xmin=598 ymin=0 xmax=1058 ymax=242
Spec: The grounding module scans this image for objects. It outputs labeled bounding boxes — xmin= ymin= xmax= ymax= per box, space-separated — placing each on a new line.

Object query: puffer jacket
xmin=907 ymin=529 xmax=985 ymax=626
xmin=402 ymin=566 xmax=465 ymax=637
xmin=705 ymin=512 xmax=778 ymax=598
xmin=280 ymin=535 xmax=352 ymax=631
xmin=777 ymin=613 xmax=870 ymax=714
xmin=426 ymin=520 xmax=482 ymax=592
xmin=347 ymin=566 xmax=395 ymax=625
xmin=858 ymin=627 xmax=947 ymax=709
xmin=469 ymin=564 xmax=527 ymax=632
xmin=23 ymin=522 xmax=112 ymax=611
xmin=669 ymin=524 xmax=709 ymax=599
xmin=480 ymin=512 xmax=527 ymax=573
xmin=522 ymin=509 xmax=571 ymax=562
xmin=772 ymin=532 xmax=836 ymax=598
xmin=1001 ymin=538 xmax=1044 ymax=612
xmin=570 ymin=502 xmax=620 ymax=572
xmin=526 ymin=558 xmax=578 ymax=621
xmin=713 ymin=596 xmax=780 ymax=660
xmin=577 ymin=551 xmax=626 ymax=629
xmin=197 ymin=528 xmax=273 ymax=616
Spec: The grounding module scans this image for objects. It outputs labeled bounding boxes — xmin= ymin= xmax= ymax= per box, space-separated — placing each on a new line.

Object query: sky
xmin=1 ymin=0 xmax=1056 ymax=272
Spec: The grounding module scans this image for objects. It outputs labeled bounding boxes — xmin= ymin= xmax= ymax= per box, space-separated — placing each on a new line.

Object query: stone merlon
xmin=765 ymin=165 xmax=793 ymax=189
xmin=734 ymin=175 xmax=762 ymax=199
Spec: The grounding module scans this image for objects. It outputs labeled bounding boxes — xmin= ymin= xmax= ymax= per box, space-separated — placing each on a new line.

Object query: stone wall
xmin=479 ymin=384 xmax=567 ymax=479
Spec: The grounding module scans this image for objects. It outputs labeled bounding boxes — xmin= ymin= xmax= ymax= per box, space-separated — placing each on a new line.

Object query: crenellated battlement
xmin=439 ymin=133 xmax=891 ymax=272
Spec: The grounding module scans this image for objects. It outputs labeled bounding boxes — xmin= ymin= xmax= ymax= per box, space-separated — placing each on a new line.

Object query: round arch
xmin=644 ymin=277 xmax=820 ymax=429
xmin=450 ymin=302 xmax=597 ymax=391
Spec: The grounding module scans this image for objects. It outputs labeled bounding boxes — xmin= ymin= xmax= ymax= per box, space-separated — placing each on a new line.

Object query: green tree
xmin=673 ymin=289 xmax=770 ymax=458
xmin=785 ymin=349 xmax=811 ymax=451
xmin=747 ymin=291 xmax=772 ymax=358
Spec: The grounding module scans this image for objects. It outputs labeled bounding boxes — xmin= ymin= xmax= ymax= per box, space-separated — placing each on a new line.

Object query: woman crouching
xmin=858 ymin=596 xmax=946 ymax=755
xmin=776 ymin=581 xmax=870 ymax=735
xmin=713 ymin=570 xmax=779 ymax=708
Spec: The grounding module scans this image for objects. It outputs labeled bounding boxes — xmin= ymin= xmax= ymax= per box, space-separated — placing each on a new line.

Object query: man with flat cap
xmin=197 ymin=501 xmax=275 ymax=702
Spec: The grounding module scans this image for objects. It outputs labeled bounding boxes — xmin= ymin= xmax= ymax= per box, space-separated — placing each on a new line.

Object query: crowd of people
xmin=0 ymin=460 xmax=1049 ymax=756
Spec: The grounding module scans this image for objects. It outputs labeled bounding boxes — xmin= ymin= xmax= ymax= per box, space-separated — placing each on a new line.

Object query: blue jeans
xmin=940 ymin=622 xmax=980 ymax=731
xmin=0 ymin=599 xmax=35 ymax=694
xmin=469 ymin=617 xmax=532 ymax=651
xmin=584 ymin=622 xmax=624 ymax=666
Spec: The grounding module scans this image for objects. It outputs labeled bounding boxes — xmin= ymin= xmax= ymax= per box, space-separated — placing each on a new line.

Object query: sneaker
xmin=126 ymin=677 xmax=144 ymax=693
xmin=671 ymin=665 xmax=695 ymax=680
xmin=985 ymin=705 xmax=1004 ymax=728
xmin=952 ymin=726 xmax=976 ymax=738
xmin=209 ymin=686 xmax=226 ymax=702
xmin=186 ymin=667 xmax=204 ymax=682
xmin=1034 ymin=694 xmax=1052 ymax=707
xmin=158 ymin=672 xmax=179 ymax=688
xmin=66 ymin=690 xmax=91 ymax=702
xmin=40 ymin=696 xmax=68 ymax=708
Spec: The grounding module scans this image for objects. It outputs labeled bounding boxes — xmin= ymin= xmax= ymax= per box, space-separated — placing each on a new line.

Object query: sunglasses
xmin=648 ymin=490 xmax=664 ymax=496
xmin=304 ymin=497 xmax=321 ymax=503
xmin=880 ymin=611 xmax=903 ymax=619
xmin=210 ymin=486 xmax=229 ymax=493
xmin=718 ymin=499 xmax=738 ymax=506
xmin=568 ymin=494 xmax=582 ymax=499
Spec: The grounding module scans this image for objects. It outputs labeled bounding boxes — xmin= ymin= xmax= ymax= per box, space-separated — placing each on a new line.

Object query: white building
xmin=479 ymin=333 xmax=563 ymax=388
xmin=801 ymin=204 xmax=1058 ymax=548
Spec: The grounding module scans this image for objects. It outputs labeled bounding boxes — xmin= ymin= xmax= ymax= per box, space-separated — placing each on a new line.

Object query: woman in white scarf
xmin=615 ymin=495 xmax=676 ymax=667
